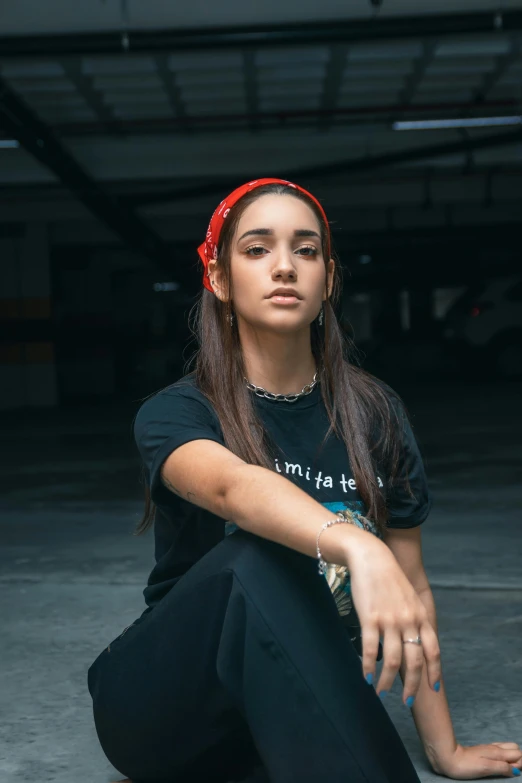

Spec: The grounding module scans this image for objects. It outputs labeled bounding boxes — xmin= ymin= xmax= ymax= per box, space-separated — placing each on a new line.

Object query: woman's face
xmin=223 ymin=193 xmax=334 ymax=333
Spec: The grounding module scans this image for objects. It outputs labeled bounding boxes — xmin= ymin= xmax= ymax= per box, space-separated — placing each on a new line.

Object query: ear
xmin=207 ymin=261 xmax=228 ymax=302
xmin=324 ymin=258 xmax=335 ymax=300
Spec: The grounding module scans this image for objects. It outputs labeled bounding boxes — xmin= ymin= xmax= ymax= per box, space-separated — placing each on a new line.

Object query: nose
xmin=272 ymin=246 xmax=297 ymax=279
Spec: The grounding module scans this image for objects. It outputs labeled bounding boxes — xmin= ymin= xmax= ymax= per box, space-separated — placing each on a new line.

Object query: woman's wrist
xmin=343 ymin=526 xmax=389 ymax=571
xmin=424 ymin=740 xmax=458 ymax=773
xmin=316 ymin=514 xmax=351 ymax=573
xmin=318 ymin=520 xmax=378 ymax=570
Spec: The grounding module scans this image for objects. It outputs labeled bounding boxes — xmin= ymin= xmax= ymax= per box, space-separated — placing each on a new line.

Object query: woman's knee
xmin=224 ymin=529 xmax=312 ymax=582
xmin=223 ymin=529 xmax=336 ymax=621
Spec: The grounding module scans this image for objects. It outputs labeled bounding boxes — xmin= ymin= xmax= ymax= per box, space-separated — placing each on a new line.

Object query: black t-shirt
xmin=134 ymin=372 xmax=432 ymax=611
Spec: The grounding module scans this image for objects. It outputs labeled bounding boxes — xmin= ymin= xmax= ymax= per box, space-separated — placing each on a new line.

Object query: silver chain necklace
xmin=244 ymin=370 xmax=319 ymax=403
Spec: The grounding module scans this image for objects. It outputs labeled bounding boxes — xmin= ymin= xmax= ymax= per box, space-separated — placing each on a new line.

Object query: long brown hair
xmin=135 ymin=183 xmax=412 ymax=537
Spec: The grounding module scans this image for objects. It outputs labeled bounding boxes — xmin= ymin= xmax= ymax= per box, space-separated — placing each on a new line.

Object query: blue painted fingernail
xmin=434 ymin=681 xmax=441 ymax=692
xmin=366 ymin=673 xmax=373 ymax=685
xmin=378 ymin=690 xmax=388 ymax=699
xmin=406 ymin=696 xmax=415 ymax=708
xmin=512 ymin=768 xmax=521 ymax=777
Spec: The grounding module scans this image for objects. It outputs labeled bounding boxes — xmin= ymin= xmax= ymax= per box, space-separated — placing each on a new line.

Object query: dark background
xmin=0 ymin=3 xmax=521 ymax=782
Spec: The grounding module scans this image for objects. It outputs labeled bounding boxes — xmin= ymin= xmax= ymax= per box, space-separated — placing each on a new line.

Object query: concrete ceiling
xmin=2 ymin=0 xmax=522 ymax=36
xmin=2 ymin=33 xmax=521 ymax=133
xmin=1 ymin=2 xmax=521 ymax=257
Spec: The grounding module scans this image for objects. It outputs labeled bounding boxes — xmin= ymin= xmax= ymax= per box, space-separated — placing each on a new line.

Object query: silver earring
xmin=229 ymin=311 xmax=234 ymax=327
xmin=318 ymin=304 xmax=324 ymax=326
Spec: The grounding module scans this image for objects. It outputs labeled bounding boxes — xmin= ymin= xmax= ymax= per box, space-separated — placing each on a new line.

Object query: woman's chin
xmin=258 ymin=313 xmax=312 ymax=332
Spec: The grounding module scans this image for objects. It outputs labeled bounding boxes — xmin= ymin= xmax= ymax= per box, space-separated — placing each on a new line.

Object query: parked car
xmin=443 ymin=275 xmax=522 ymax=379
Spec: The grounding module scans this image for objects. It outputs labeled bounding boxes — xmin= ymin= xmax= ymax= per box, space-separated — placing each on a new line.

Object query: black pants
xmin=87 ymin=529 xmax=421 ymax=783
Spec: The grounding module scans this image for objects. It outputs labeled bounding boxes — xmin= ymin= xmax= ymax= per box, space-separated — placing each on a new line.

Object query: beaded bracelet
xmin=316 ymin=512 xmax=353 ymax=575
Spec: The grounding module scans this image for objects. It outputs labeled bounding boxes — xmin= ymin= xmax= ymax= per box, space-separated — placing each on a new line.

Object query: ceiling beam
xmin=318 ymin=43 xmax=350 ymax=133
xmin=0 ymin=76 xmax=174 ymax=276
xmin=475 ymin=36 xmax=521 ymax=101
xmin=61 ymin=60 xmax=121 ymax=135
xmin=126 ymin=128 xmax=522 ymax=207
xmin=399 ymin=40 xmax=437 ymax=106
xmin=154 ymin=53 xmax=191 ymax=131
xmin=38 ymin=98 xmax=518 ymax=138
xmin=391 ymin=40 xmax=437 ymax=129
xmin=1 ymin=11 xmax=522 ymax=58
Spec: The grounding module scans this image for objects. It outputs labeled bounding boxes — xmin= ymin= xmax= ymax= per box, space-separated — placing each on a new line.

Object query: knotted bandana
xmin=197 ymin=178 xmax=331 ymax=293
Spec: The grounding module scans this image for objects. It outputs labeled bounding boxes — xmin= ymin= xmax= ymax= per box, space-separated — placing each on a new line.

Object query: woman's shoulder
xmin=134 ymin=373 xmax=218 ymax=429
xmin=139 ymin=372 xmax=206 ymax=403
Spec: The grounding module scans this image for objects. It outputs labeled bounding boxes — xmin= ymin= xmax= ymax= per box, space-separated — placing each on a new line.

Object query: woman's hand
xmin=344 ymin=533 xmax=441 ymax=704
xmin=430 ymin=742 xmax=522 ymax=779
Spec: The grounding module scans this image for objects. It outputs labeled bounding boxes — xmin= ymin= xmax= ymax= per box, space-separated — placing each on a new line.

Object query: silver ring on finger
xmin=403 ymin=635 xmax=422 ymax=646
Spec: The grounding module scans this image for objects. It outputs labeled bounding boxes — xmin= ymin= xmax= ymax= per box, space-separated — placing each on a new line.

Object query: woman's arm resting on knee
xmin=162 ymin=442 xmax=368 ymax=566
xmin=161 ymin=442 xmax=442 ymax=705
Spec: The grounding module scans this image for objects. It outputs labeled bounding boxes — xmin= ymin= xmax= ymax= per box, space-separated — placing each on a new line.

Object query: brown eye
xmin=245 ymin=245 xmax=267 ymax=256
xmin=297 ymin=246 xmax=319 ymax=256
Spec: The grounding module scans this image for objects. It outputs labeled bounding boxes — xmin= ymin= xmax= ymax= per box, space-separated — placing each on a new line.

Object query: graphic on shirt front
xmin=273 ymin=458 xmax=384 ymax=494
xmin=318 ymin=500 xmax=383 ymax=618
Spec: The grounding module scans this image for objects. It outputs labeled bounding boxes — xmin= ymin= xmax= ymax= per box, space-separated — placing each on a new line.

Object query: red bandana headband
xmin=197 ymin=178 xmax=331 ymax=293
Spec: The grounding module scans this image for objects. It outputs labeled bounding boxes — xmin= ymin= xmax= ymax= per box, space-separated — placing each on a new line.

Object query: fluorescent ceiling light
xmin=0 ymin=139 xmax=20 ymax=148
xmin=393 ymin=116 xmax=522 ymax=130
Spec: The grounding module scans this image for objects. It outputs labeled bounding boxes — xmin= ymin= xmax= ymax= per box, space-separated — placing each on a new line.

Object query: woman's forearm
xmin=399 ymin=586 xmax=457 ymax=770
xmin=225 ymin=464 xmax=374 ymax=567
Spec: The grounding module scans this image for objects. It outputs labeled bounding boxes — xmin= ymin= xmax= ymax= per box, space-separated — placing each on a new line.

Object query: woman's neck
xmin=242 ymin=333 xmax=317 ymax=394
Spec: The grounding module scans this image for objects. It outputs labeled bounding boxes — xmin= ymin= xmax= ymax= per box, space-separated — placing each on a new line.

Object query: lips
xmin=267 ymin=290 xmax=301 ymax=299
xmin=268 ymin=294 xmax=300 ymax=304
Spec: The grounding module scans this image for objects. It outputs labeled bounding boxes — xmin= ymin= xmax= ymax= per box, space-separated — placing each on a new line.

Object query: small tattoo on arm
xmin=163 ymin=477 xmax=182 ymax=496
xmin=162 ymin=476 xmax=197 ymax=503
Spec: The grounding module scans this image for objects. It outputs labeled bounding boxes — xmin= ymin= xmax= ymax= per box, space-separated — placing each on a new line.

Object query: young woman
xmin=87 ymin=178 xmax=522 ymax=783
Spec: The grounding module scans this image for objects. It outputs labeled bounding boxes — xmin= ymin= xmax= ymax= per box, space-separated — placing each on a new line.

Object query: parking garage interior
xmin=1 ymin=2 xmax=521 ymax=782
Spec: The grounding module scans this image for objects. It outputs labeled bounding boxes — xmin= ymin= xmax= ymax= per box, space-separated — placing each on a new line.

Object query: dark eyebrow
xmin=238 ymin=228 xmax=321 ymax=241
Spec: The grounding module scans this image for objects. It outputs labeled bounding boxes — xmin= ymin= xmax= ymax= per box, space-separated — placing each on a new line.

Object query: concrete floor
xmin=1 ymin=379 xmax=521 ymax=783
